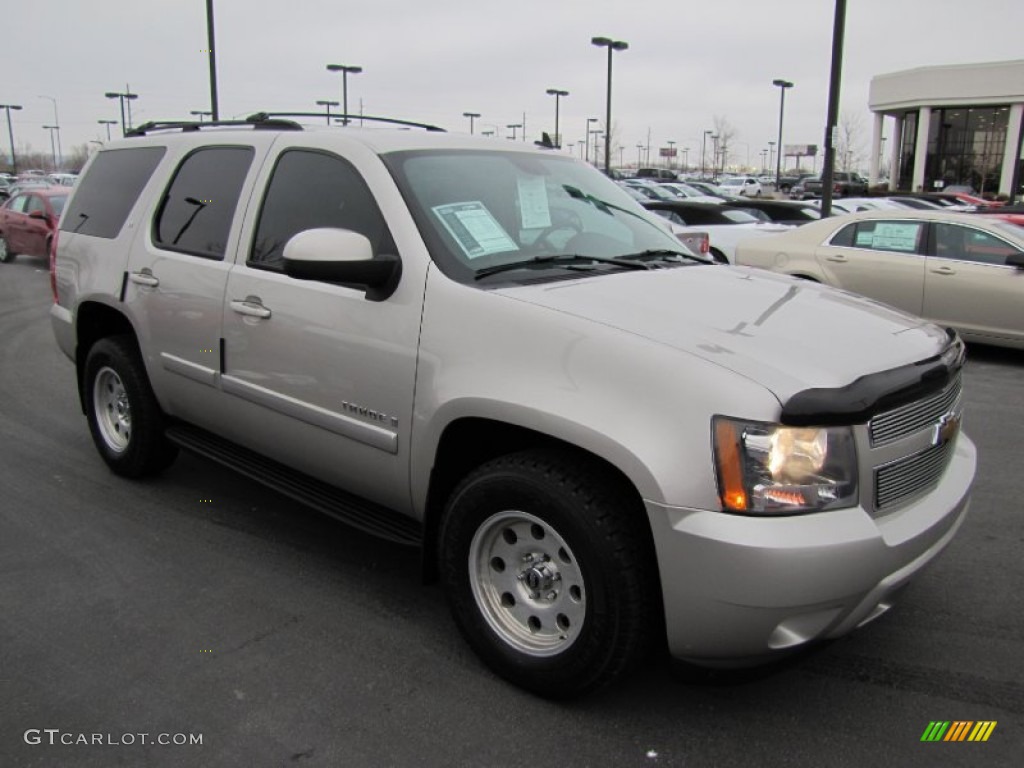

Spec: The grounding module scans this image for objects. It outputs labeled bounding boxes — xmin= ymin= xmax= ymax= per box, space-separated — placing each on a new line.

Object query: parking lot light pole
xmin=1 ymin=104 xmax=21 ymax=174
xmin=38 ymin=95 xmax=62 ymax=170
xmin=462 ymin=112 xmax=480 ymax=134
xmin=666 ymin=140 xmax=675 ymax=170
xmin=772 ymin=78 xmax=794 ymax=188
xmin=316 ymin=100 xmax=339 ymax=125
xmin=97 ymin=119 xmax=117 ymax=141
xmin=683 ymin=147 xmax=689 ymax=172
xmin=105 ymin=90 xmax=138 ymax=136
xmin=506 ymin=123 xmax=522 ymax=140
xmin=42 ymin=125 xmax=59 ymax=171
xmin=701 ymin=129 xmax=713 ymax=179
xmin=585 ymin=117 xmax=598 ymax=166
xmin=545 ymin=89 xmax=568 ymax=148
xmin=591 ymin=36 xmax=628 ymax=174
xmin=326 ymin=64 xmax=362 ymax=126
xmin=190 ymin=110 xmax=212 ymax=122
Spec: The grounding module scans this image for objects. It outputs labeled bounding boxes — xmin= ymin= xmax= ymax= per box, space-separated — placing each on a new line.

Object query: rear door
xmin=814 ymin=218 xmax=926 ymax=315
xmin=123 ymin=137 xmax=273 ymax=422
xmin=923 ymin=221 xmax=1024 ymax=344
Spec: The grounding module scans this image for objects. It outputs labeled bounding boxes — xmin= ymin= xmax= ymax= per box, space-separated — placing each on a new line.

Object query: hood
xmin=496 ymin=265 xmax=950 ymax=403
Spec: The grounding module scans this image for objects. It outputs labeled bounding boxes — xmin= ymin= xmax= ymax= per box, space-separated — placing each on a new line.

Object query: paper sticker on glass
xmin=433 ymin=202 xmax=519 ymax=259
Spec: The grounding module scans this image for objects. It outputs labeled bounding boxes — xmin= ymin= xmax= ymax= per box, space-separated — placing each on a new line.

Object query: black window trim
xmin=825 ymin=218 xmax=927 ymax=256
xmin=150 ymin=143 xmax=256 ymax=262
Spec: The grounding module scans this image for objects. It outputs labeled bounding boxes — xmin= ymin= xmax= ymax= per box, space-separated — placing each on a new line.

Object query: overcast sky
xmin=4 ymin=0 xmax=1022 ymax=169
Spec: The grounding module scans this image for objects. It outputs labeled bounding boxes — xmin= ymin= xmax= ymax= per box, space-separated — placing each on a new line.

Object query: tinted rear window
xmin=61 ymin=147 xmax=165 ymax=238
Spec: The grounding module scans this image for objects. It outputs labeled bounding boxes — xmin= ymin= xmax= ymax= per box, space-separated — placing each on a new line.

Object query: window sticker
xmin=871 ymin=222 xmax=919 ymax=252
xmin=516 ymin=175 xmax=552 ymax=229
xmin=432 ymin=202 xmax=519 ymax=259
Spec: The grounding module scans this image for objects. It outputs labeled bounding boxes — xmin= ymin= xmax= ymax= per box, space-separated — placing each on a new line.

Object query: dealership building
xmin=869 ymin=59 xmax=1024 ymax=198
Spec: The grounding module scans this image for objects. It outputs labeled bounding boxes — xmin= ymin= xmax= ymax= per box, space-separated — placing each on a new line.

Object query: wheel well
xmin=74 ymin=302 xmax=137 ymax=412
xmin=421 ymin=418 xmax=646 ymax=582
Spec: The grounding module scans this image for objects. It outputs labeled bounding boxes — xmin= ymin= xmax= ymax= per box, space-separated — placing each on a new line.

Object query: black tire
xmin=0 ymin=233 xmax=14 ymax=263
xmin=439 ymin=449 xmax=658 ymax=698
xmin=83 ymin=335 xmax=178 ymax=477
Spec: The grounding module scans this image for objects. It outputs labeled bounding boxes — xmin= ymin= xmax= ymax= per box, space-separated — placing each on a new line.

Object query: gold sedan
xmin=735 ymin=209 xmax=1024 ymax=349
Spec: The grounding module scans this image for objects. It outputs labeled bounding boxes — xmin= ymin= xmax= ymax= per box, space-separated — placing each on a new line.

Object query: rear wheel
xmin=439 ymin=449 xmax=658 ymax=698
xmin=83 ymin=336 xmax=178 ymax=477
xmin=0 ymin=234 xmax=14 ymax=263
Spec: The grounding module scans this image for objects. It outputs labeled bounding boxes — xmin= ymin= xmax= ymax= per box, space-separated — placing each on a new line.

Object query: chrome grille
xmin=874 ymin=440 xmax=954 ymax=511
xmin=869 ymin=373 xmax=962 ymax=446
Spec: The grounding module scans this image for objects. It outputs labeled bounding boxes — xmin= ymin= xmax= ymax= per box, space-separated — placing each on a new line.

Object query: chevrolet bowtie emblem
xmin=932 ymin=411 xmax=961 ymax=447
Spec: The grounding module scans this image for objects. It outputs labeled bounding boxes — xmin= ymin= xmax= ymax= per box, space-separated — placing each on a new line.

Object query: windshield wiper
xmin=617 ymin=248 xmax=713 ymax=265
xmin=474 ymin=253 xmax=651 ymax=280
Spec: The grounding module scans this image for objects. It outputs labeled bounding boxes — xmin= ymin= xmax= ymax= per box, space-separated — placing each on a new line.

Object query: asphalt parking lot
xmin=1 ymin=256 xmax=1021 ymax=767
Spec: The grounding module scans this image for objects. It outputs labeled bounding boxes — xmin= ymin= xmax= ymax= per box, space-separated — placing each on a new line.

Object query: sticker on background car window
xmin=516 ymin=175 xmax=552 ymax=229
xmin=871 ymin=222 xmax=919 ymax=252
xmin=433 ymin=201 xmax=519 ymax=259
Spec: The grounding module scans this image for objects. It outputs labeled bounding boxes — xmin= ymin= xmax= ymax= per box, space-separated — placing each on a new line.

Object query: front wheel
xmin=439 ymin=450 xmax=658 ymax=698
xmin=83 ymin=336 xmax=178 ymax=477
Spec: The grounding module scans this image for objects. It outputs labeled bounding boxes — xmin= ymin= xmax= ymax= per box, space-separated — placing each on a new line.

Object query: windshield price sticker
xmin=433 ymin=202 xmax=519 ymax=259
xmin=516 ymin=176 xmax=552 ymax=229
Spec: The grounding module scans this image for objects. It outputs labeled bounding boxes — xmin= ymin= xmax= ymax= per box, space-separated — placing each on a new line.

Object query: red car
xmin=0 ymin=187 xmax=69 ymax=262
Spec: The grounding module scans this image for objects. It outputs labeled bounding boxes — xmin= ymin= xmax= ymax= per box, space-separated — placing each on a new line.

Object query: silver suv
xmin=51 ymin=115 xmax=976 ymax=698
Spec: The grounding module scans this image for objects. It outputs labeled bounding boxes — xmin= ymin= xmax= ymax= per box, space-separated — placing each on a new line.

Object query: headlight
xmin=712 ymin=417 xmax=858 ymax=514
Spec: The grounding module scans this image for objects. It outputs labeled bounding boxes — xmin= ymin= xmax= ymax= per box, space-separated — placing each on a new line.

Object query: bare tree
xmin=712 ymin=115 xmax=738 ymax=175
xmin=835 ymin=110 xmax=867 ymax=172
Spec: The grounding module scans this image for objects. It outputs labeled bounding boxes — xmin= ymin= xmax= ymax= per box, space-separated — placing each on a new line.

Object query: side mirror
xmin=282 ymin=228 xmax=401 ymax=301
xmin=1006 ymin=252 xmax=1024 ymax=269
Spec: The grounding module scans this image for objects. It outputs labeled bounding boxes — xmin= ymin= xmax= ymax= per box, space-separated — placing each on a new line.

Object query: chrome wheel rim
xmin=468 ymin=510 xmax=586 ymax=657
xmin=93 ymin=366 xmax=131 ymax=453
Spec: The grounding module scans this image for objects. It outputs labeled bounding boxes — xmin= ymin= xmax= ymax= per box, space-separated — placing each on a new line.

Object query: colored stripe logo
xmin=921 ymin=721 xmax=997 ymax=742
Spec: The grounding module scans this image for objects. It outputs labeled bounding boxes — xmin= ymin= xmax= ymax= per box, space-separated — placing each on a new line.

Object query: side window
xmin=933 ymin=223 xmax=1017 ymax=266
xmin=829 ymin=222 xmax=856 ymax=247
xmin=249 ymin=149 xmax=390 ymax=271
xmin=26 ymin=196 xmax=46 ymax=214
xmin=153 ymin=146 xmax=254 ymax=259
xmin=851 ymin=220 xmax=923 ymax=254
xmin=8 ymin=194 xmax=30 ymax=214
xmin=61 ymin=147 xmax=166 ymax=238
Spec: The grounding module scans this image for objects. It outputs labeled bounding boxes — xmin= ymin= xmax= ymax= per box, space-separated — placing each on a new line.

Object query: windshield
xmin=385 ymin=149 xmax=692 ymax=283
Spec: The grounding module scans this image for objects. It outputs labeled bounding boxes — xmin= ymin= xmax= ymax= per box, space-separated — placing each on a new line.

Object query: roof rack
xmin=255 ymin=111 xmax=446 ymax=132
xmin=127 ymin=114 xmax=303 ymax=137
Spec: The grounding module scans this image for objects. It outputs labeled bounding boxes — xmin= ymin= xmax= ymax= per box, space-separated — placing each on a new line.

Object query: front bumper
xmin=646 ymin=434 xmax=976 ymax=666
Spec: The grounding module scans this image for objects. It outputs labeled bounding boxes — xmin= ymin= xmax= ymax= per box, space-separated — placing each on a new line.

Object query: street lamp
xmin=105 ymin=89 xmax=139 ymax=136
xmin=590 ymin=130 xmax=603 ymax=166
xmin=316 ymin=100 xmax=339 ymax=125
xmin=768 ymin=140 xmax=776 ymax=177
xmin=506 ymin=123 xmax=522 ymax=140
xmin=42 ymin=125 xmax=60 ymax=171
xmin=584 ymin=117 xmax=598 ymax=166
xmin=591 ymin=36 xmax=628 ymax=173
xmin=204 ymin=0 xmax=220 ymax=119
xmin=38 ymin=95 xmax=62 ymax=170
xmin=462 ymin=112 xmax=480 ymax=134
xmin=545 ymin=89 xmax=569 ymax=148
xmin=666 ymin=139 xmax=675 ymax=170
xmin=98 ymin=119 xmax=118 ymax=141
xmin=326 ymin=64 xmax=363 ymax=126
xmin=682 ymin=147 xmax=689 ymax=172
xmin=190 ymin=110 xmax=212 ymax=122
xmin=1 ymin=104 xmax=22 ymax=174
xmin=772 ymin=78 xmax=794 ymax=188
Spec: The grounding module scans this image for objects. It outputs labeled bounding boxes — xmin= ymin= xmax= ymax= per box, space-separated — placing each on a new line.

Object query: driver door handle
xmin=230 ymin=297 xmax=272 ymax=319
xmin=930 ymin=265 xmax=956 ymax=275
xmin=825 ymin=254 xmax=848 ymax=263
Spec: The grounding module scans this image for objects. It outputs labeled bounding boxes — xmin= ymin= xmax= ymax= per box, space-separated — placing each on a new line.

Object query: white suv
xmin=50 ymin=115 xmax=975 ymax=697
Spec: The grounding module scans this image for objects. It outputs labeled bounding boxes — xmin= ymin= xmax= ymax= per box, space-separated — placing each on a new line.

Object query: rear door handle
xmin=230 ymin=297 xmax=272 ymax=319
xmin=930 ymin=265 xmax=955 ymax=275
xmin=129 ymin=269 xmax=159 ymax=287
xmin=824 ymin=254 xmax=848 ymax=263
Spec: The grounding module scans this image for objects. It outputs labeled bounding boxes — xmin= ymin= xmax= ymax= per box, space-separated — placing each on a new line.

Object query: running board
xmin=165 ymin=423 xmax=422 ymax=547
